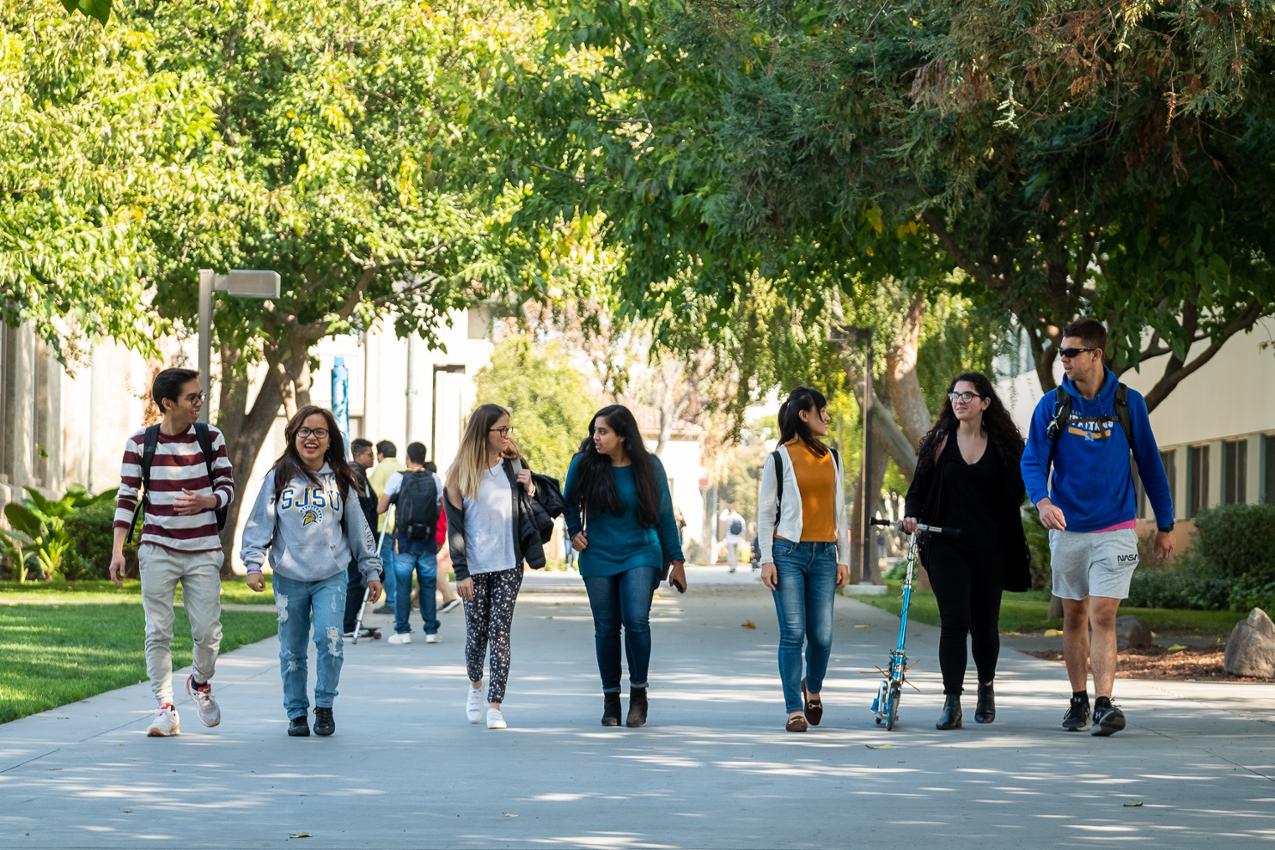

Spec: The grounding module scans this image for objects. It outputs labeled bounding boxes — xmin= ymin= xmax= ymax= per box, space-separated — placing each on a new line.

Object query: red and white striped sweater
xmin=113 ymin=424 xmax=235 ymax=553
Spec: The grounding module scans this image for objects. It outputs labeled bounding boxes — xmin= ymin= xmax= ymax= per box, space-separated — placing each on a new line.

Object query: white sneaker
xmin=387 ymin=633 xmax=413 ymax=645
xmin=184 ymin=675 xmax=221 ymax=728
xmin=466 ymin=687 xmax=484 ymax=724
xmin=440 ymin=598 xmax=462 ymax=614
xmin=486 ymin=707 xmax=508 ymax=730
xmin=146 ymin=705 xmax=181 ymax=737
xmin=425 ymin=633 xmax=441 ymax=644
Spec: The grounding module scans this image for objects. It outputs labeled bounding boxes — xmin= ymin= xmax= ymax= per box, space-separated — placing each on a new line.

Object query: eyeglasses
xmin=184 ymin=392 xmax=207 ymax=403
xmin=297 ymin=427 xmax=329 ymax=440
xmin=947 ymin=391 xmax=984 ymax=404
xmin=1058 ymin=346 xmax=1096 ymax=359
xmin=488 ymin=426 xmax=513 ymax=436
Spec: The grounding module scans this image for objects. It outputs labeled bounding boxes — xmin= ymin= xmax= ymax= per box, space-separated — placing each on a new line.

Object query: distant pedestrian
xmin=1021 ymin=319 xmax=1175 ymax=736
xmin=241 ymin=406 xmax=382 ymax=737
xmin=425 ymin=461 xmax=462 ymax=614
xmin=379 ymin=442 xmax=445 ymax=645
xmin=109 ymin=368 xmax=235 ymax=737
xmin=368 ymin=440 xmax=404 ymax=614
xmin=757 ymin=387 xmax=849 ymax=733
xmin=722 ymin=506 xmax=746 ymax=573
xmin=343 ymin=438 xmax=383 ymax=638
xmin=903 ymin=372 xmax=1030 ymax=730
xmin=444 ymin=404 xmax=544 ymax=730
xmin=563 ymin=405 xmax=687 ymax=728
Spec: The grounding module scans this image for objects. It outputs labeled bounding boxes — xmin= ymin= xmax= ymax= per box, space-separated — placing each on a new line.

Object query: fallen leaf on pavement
xmin=1044 ymin=629 xmax=1063 ymax=637
xmin=289 ymin=833 xmax=311 ymax=839
xmin=503 ymin=812 xmax=518 ymax=818
xmin=1167 ymin=644 xmax=1186 ymax=653
xmin=1122 ymin=802 xmax=1144 ymax=808
xmin=741 ymin=620 xmax=756 ymax=629
xmin=854 ymin=624 xmax=869 ymax=629
xmin=865 ymin=743 xmax=895 ymax=750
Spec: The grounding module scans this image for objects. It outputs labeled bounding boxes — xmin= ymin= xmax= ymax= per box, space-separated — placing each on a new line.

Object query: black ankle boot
xmin=601 ymin=693 xmax=622 ymax=727
xmin=287 ymin=715 xmax=310 ymax=737
xmin=975 ymin=683 xmax=996 ymax=724
xmin=626 ymin=687 xmax=648 ymax=728
xmin=936 ymin=694 xmax=962 ymax=730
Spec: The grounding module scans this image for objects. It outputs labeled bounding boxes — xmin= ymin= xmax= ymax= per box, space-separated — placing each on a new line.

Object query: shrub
xmin=1192 ymin=503 xmax=1275 ymax=580
xmin=1229 ymin=573 xmax=1275 ymax=613
xmin=64 ymin=497 xmax=138 ymax=580
xmin=1020 ymin=503 xmax=1051 ymax=590
xmin=1126 ymin=560 xmax=1234 ymax=611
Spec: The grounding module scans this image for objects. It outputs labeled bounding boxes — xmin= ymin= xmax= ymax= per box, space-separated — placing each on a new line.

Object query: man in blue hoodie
xmin=1021 ymin=319 xmax=1176 ymax=737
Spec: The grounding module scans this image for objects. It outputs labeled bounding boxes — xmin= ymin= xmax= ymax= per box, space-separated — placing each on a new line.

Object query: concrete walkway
xmin=1 ymin=569 xmax=1273 ymax=849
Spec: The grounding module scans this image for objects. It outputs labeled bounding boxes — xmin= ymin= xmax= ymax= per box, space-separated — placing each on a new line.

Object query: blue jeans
xmin=380 ymin=533 xmax=397 ymax=607
xmin=582 ymin=567 xmax=658 ymax=693
xmin=770 ymin=539 xmax=838 ymax=713
xmin=394 ymin=548 xmax=439 ymax=635
xmin=273 ymin=571 xmax=346 ymax=719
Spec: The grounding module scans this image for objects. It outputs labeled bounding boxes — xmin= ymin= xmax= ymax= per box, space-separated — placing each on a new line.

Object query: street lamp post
xmin=197 ymin=269 xmax=281 ymax=422
xmin=830 ymin=323 xmax=875 ymax=584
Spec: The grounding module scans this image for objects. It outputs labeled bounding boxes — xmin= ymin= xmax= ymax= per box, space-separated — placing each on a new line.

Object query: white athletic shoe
xmin=466 ymin=687 xmax=484 ymax=724
xmin=146 ymin=705 xmax=181 ymax=737
xmin=486 ymin=707 xmax=508 ymax=730
xmin=440 ymin=598 xmax=462 ymax=614
xmin=387 ymin=633 xmax=413 ymax=645
xmin=425 ymin=633 xmax=441 ymax=644
xmin=184 ymin=675 xmax=221 ymax=728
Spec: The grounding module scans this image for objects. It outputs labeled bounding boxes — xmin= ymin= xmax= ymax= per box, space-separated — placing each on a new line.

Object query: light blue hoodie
xmin=240 ymin=465 xmax=381 ymax=583
xmin=1021 ymin=368 xmax=1174 ymax=532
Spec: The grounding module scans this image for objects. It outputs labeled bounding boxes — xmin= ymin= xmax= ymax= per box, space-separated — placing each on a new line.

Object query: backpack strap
xmin=193 ymin=421 xmax=228 ymax=531
xmin=1045 ymin=389 xmax=1072 ymax=471
xmin=771 ymin=449 xmax=784 ymax=526
xmin=1114 ymin=382 xmax=1134 ymax=449
xmin=128 ymin=424 xmax=162 ymax=543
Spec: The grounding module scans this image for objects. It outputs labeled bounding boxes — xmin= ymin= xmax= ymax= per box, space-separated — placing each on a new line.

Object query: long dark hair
xmin=271 ymin=405 xmax=360 ymax=503
xmin=916 ymin=372 xmax=1025 ymax=486
xmin=778 ymin=386 xmax=830 ymax=457
xmin=571 ymin=405 xmax=660 ymax=527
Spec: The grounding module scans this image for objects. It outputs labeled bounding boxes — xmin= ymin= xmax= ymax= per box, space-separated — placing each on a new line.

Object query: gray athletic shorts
xmin=1049 ymin=528 xmax=1140 ymax=600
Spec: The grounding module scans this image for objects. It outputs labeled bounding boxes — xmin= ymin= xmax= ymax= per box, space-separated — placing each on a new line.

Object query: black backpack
xmin=129 ymin=421 xmax=226 ymax=542
xmin=728 ymin=516 xmax=744 ymax=536
xmin=396 ymin=471 xmax=440 ymax=541
xmin=1045 ymin=383 xmax=1134 ymax=469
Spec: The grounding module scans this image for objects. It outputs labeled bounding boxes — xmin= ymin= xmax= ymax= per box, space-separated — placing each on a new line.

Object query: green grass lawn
xmin=853 ymin=587 xmax=1247 ymax=636
xmin=0 ymin=602 xmax=278 ymax=724
xmin=0 ymin=578 xmax=275 ymax=605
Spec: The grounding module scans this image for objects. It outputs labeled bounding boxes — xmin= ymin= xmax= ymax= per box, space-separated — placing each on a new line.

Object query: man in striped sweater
xmin=108 ymin=368 xmax=235 ymax=737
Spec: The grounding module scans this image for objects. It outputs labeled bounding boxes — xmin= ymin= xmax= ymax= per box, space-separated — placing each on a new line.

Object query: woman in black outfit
xmin=903 ymin=372 xmax=1031 ymax=730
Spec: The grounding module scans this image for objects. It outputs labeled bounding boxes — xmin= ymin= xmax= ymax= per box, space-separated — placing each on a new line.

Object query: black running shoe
xmin=1061 ymin=696 xmax=1090 ymax=732
xmin=1090 ymin=701 xmax=1126 ymax=737
xmin=287 ymin=715 xmax=310 ymax=737
xmin=313 ymin=706 xmax=335 ymax=737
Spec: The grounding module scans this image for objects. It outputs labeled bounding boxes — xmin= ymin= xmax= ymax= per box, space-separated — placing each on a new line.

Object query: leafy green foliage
xmin=58 ymin=0 xmax=111 ymax=24
xmin=1192 ymin=504 xmax=1275 ymax=580
xmin=0 ymin=485 xmax=116 ymax=582
xmin=473 ymin=333 xmax=600 ymax=481
xmin=64 ymin=497 xmax=138 ymax=580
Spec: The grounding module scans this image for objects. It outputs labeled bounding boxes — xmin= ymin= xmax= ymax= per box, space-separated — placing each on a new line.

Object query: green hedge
xmin=1192 ymin=503 xmax=1275 ymax=579
xmin=63 ymin=498 xmax=137 ymax=580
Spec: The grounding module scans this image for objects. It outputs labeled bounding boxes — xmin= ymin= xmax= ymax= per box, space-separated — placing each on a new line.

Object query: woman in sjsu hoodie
xmin=241 ymin=406 xmax=383 ymax=738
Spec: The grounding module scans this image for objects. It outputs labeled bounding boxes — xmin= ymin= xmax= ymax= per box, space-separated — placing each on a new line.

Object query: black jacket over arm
xmin=444 ymin=458 xmax=546 ymax=582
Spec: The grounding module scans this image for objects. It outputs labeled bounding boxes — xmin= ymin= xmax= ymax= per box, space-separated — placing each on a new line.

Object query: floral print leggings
xmin=464 ymin=567 xmax=523 ymax=704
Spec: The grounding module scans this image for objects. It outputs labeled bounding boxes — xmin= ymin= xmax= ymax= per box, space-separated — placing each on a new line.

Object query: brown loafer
xmin=802 ymin=679 xmax=823 ymax=726
xmin=785 ymin=713 xmax=808 ymax=733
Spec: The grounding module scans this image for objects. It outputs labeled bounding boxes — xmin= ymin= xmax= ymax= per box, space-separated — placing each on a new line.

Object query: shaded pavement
xmin=1 ymin=567 xmax=1272 ymax=848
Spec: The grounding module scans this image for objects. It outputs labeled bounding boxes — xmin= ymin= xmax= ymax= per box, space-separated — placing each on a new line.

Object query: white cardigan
xmin=756 ymin=442 xmax=850 ymax=566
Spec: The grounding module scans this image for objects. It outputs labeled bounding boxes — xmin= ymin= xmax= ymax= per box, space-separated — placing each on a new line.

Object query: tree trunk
xmin=885 ymin=293 xmax=932 ymax=449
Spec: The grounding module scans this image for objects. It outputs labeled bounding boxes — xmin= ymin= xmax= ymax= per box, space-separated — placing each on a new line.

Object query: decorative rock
xmin=1115 ymin=615 xmax=1153 ymax=650
xmin=1223 ymin=608 xmax=1275 ymax=679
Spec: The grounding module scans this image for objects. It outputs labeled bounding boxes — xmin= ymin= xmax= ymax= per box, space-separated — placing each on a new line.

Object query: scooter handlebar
xmin=869 ymin=519 xmax=962 ymax=538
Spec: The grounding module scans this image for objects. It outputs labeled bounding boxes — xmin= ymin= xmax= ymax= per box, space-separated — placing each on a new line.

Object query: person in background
xmin=343 ymin=438 xmax=383 ymax=638
xmin=368 ymin=440 xmax=404 ymax=614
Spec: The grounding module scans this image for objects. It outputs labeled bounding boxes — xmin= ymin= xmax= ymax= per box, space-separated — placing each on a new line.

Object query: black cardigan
xmin=904 ymin=432 xmax=1033 ymax=593
xmin=444 ymin=458 xmax=546 ymax=581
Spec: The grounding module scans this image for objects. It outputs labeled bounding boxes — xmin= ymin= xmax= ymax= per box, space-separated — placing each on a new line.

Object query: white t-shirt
xmin=462 ymin=462 xmax=516 ymax=574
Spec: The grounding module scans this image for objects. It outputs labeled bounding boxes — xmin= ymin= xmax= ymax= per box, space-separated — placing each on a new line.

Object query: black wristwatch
xmin=1157 ymin=523 xmax=1175 ymax=533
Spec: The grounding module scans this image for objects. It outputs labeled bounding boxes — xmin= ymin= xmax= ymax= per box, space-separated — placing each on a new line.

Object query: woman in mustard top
xmin=757 ymin=387 xmax=850 ymax=732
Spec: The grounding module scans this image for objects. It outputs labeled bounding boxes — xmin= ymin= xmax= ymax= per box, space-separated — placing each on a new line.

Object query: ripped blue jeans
xmin=273 ymin=571 xmax=347 ymax=719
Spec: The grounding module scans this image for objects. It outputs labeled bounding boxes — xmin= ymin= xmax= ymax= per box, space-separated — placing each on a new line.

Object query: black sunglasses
xmin=1058 ymin=346 xmax=1096 ymax=359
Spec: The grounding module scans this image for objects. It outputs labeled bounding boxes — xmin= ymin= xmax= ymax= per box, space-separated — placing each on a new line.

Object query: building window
xmin=1265 ymin=435 xmax=1275 ymax=505
xmin=1222 ymin=439 xmax=1248 ymax=505
xmin=1160 ymin=450 xmax=1177 ymax=519
xmin=1187 ymin=445 xmax=1210 ymax=518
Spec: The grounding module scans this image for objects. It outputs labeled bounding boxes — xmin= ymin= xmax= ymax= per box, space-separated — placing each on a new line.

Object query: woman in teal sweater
xmin=563 ymin=405 xmax=686 ymax=728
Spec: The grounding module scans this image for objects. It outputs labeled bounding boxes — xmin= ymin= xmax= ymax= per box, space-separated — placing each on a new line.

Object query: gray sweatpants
xmin=139 ymin=543 xmax=224 ymax=705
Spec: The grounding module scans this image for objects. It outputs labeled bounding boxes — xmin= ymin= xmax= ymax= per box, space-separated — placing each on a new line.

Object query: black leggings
xmin=924 ymin=541 xmax=1003 ymax=696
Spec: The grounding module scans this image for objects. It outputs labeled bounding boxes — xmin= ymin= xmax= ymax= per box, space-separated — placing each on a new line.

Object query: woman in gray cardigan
xmin=241 ymin=406 xmax=382 ymax=737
